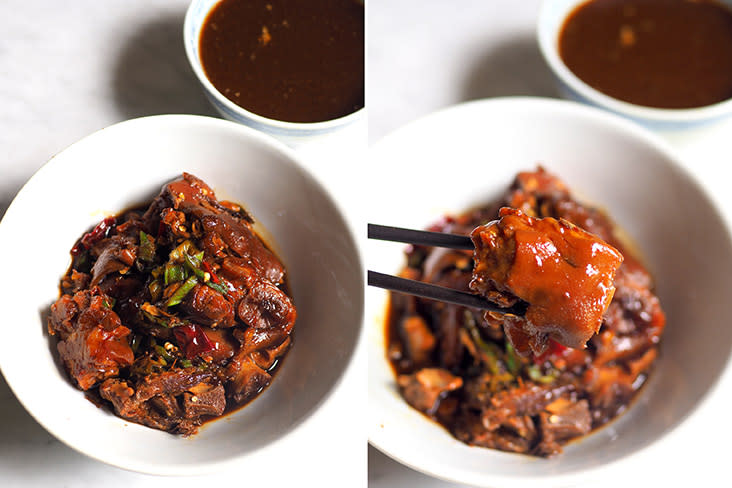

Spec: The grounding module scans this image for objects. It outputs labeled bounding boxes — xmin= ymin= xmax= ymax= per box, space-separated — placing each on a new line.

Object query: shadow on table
xmin=0 ymin=194 xmax=14 ymax=222
xmin=0 ymin=373 xmax=139 ymax=480
xmin=0 ymin=373 xmax=60 ymax=455
xmin=460 ymin=33 xmax=559 ymax=102
xmin=368 ymin=444 xmax=475 ymax=487
xmin=111 ymin=10 xmax=218 ymax=119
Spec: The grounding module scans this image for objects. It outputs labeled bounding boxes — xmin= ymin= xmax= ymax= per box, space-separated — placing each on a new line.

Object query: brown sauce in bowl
xmin=559 ymin=0 xmax=732 ymax=109
xmin=199 ymin=0 xmax=364 ymax=123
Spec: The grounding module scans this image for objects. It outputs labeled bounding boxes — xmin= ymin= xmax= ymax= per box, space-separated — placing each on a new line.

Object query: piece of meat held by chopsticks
xmin=469 ymin=207 xmax=623 ymax=357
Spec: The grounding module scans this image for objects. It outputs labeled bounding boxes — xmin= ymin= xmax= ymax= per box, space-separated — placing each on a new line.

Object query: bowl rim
xmin=0 ymin=113 xmax=365 ymax=476
xmin=537 ymin=0 xmax=732 ymax=124
xmin=183 ymin=0 xmax=365 ymax=132
xmin=367 ymin=96 xmax=732 ymax=487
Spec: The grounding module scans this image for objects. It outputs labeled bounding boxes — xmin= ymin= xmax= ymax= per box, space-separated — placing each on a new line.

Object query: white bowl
xmin=0 ymin=115 xmax=363 ymax=475
xmin=183 ymin=0 xmax=365 ymax=146
xmin=537 ymin=0 xmax=732 ymax=130
xmin=367 ymin=97 xmax=732 ymax=486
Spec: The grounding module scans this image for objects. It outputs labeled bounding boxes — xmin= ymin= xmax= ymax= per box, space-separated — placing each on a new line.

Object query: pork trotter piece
xmin=470 ymin=207 xmax=623 ymax=356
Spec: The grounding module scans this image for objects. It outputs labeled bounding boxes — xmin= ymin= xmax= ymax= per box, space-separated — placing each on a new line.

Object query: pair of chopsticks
xmin=367 ymin=224 xmax=526 ymax=316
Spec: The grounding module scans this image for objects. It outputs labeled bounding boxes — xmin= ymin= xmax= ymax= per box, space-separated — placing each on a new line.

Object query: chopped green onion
xmin=490 ymin=372 xmax=515 ymax=390
xmin=463 ymin=311 xmax=501 ymax=376
xmin=180 ymin=359 xmax=193 ymax=368
xmin=164 ymin=263 xmax=187 ymax=285
xmin=140 ymin=302 xmax=171 ymax=328
xmin=169 ymin=240 xmax=193 ymax=261
xmin=74 ymin=251 xmax=90 ymax=273
xmin=140 ymin=301 xmax=190 ymax=328
xmin=527 ymin=364 xmax=558 ymax=384
xmin=155 ymin=345 xmax=175 ymax=362
xmin=166 ymin=275 xmax=198 ymax=307
xmin=206 ymin=281 xmax=228 ymax=295
xmin=504 ymin=343 xmax=521 ymax=376
xmin=130 ymin=334 xmax=142 ymax=353
xmin=184 ymin=252 xmax=208 ymax=281
xmin=139 ymin=231 xmax=156 ymax=262
xmin=148 ymin=279 xmax=163 ymax=302
xmin=102 ymin=296 xmax=116 ymax=309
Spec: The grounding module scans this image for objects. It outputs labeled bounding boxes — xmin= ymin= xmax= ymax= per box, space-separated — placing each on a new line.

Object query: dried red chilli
xmin=202 ymin=261 xmax=220 ymax=283
xmin=187 ymin=254 xmax=228 ymax=296
xmin=200 ymin=261 xmax=228 ymax=295
xmin=173 ymin=323 xmax=215 ymax=360
xmin=533 ymin=339 xmax=568 ymax=365
xmin=71 ymin=216 xmax=116 ymax=256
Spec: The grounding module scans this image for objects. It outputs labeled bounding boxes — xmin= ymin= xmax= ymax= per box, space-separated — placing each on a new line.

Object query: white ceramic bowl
xmin=367 ymin=97 xmax=732 ymax=486
xmin=183 ymin=0 xmax=365 ymax=146
xmin=537 ymin=0 xmax=732 ymax=130
xmin=0 ymin=115 xmax=363 ymax=475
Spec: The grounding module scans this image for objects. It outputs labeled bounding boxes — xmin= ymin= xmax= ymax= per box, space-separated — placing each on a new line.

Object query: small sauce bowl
xmin=184 ymin=0 xmax=365 ymax=145
xmin=538 ymin=0 xmax=732 ymax=130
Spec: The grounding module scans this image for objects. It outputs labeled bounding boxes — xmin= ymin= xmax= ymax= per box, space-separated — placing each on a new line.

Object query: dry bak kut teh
xmin=199 ymin=0 xmax=364 ymax=123
xmin=386 ymin=168 xmax=665 ymax=457
xmin=48 ymin=173 xmax=296 ymax=435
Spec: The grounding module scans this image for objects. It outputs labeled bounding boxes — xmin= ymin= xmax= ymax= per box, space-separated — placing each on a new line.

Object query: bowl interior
xmin=367 ymin=98 xmax=732 ymax=485
xmin=183 ymin=0 xmax=365 ymax=139
xmin=0 ymin=115 xmax=363 ymax=474
xmin=537 ymin=0 xmax=732 ymax=127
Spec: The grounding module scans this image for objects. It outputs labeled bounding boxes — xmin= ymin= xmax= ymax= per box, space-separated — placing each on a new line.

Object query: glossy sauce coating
xmin=559 ymin=0 xmax=732 ymax=108
xmin=199 ymin=0 xmax=364 ymax=123
xmin=470 ymin=208 xmax=624 ymax=356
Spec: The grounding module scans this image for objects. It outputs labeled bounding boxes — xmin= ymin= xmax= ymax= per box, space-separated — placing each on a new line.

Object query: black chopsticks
xmin=368 ymin=270 xmax=525 ymax=315
xmin=367 ymin=223 xmax=473 ymax=250
xmin=367 ymin=224 xmax=525 ymax=316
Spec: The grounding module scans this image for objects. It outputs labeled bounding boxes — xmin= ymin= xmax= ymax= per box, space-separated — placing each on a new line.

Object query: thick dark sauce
xmin=559 ymin=0 xmax=732 ymax=109
xmin=199 ymin=0 xmax=364 ymax=123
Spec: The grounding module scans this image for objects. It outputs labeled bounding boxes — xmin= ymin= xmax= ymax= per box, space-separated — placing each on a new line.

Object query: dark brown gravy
xmin=559 ymin=0 xmax=732 ymax=109
xmin=199 ymin=0 xmax=364 ymax=123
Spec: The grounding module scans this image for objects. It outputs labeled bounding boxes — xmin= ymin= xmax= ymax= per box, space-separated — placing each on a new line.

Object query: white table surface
xmin=368 ymin=1 xmax=732 ymax=487
xmin=0 ymin=0 xmax=365 ymax=486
